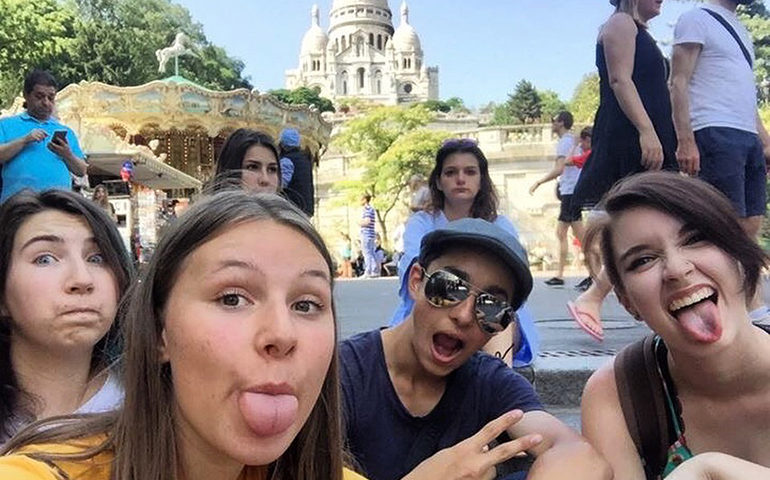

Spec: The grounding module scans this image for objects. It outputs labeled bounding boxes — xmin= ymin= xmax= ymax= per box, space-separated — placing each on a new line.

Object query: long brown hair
xmin=3 ymin=192 xmax=344 ymax=480
xmin=0 ymin=190 xmax=133 ymax=441
xmin=427 ymin=139 xmax=499 ymax=221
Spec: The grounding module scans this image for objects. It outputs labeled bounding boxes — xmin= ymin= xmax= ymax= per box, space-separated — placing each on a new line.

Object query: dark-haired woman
xmin=388 ymin=139 xmax=538 ymax=367
xmin=214 ymin=128 xmax=281 ymax=193
xmin=0 ymin=190 xmax=134 ymax=445
xmin=581 ymin=172 xmax=770 ymax=479
xmin=0 ymin=192 xmax=365 ymax=480
xmin=568 ymin=0 xmax=678 ymax=340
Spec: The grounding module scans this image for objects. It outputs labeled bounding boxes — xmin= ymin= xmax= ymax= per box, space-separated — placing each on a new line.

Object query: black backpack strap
xmin=702 ymin=8 xmax=753 ymax=68
xmin=614 ymin=335 xmax=670 ymax=480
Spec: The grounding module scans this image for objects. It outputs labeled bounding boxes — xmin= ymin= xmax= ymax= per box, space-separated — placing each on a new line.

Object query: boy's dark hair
xmin=580 ymin=126 xmax=593 ymax=139
xmin=23 ymin=70 xmax=57 ymax=95
xmin=554 ymin=111 xmax=574 ymax=130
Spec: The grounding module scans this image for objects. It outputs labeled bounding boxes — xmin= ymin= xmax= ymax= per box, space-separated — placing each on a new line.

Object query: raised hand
xmin=24 ymin=129 xmax=47 ymax=144
xmin=403 ymin=410 xmax=543 ymax=480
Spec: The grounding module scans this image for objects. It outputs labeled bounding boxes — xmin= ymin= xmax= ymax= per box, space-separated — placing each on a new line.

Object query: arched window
xmin=341 ymin=36 xmax=346 ymax=50
xmin=369 ymin=33 xmax=374 ymax=45
xmin=335 ymin=38 xmax=339 ymax=51
xmin=341 ymin=71 xmax=348 ymax=95
xmin=357 ymin=67 xmax=365 ymax=89
xmin=402 ymin=58 xmax=407 ymax=69
xmin=377 ymin=34 xmax=382 ymax=50
xmin=375 ymin=70 xmax=382 ymax=94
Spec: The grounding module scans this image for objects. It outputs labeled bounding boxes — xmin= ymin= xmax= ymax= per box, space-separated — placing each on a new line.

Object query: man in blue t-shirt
xmin=0 ymin=69 xmax=87 ymax=202
xmin=341 ymin=219 xmax=609 ymax=480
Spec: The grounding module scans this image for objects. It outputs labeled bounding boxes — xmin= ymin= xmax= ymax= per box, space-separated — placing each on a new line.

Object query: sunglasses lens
xmin=475 ymin=294 xmax=514 ymax=334
xmin=425 ymin=271 xmax=468 ymax=307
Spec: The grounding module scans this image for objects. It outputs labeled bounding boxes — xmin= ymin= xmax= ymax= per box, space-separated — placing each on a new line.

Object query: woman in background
xmin=568 ymin=0 xmax=678 ymax=340
xmin=214 ymin=128 xmax=281 ymax=194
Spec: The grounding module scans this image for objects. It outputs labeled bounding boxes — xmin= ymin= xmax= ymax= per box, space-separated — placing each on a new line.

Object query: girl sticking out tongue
xmin=581 ymin=172 xmax=770 ymax=480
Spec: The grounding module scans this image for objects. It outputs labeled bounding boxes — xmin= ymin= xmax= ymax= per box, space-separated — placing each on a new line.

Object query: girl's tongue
xmin=674 ymin=298 xmax=722 ymax=344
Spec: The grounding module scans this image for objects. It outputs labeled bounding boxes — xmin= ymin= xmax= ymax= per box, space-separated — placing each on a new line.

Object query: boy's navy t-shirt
xmin=340 ymin=330 xmax=543 ymax=480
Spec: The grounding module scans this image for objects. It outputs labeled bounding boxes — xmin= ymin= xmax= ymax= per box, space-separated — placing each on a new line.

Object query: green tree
xmin=0 ymin=0 xmax=77 ymax=106
xmin=538 ymin=89 xmax=568 ymax=121
xmin=569 ymin=73 xmax=600 ymax=124
xmin=269 ymin=86 xmax=335 ymax=113
xmin=332 ymin=105 xmax=446 ymax=244
xmin=0 ymin=0 xmax=251 ymax=107
xmin=490 ymin=103 xmax=514 ymax=125
xmin=508 ymin=80 xmax=542 ymax=124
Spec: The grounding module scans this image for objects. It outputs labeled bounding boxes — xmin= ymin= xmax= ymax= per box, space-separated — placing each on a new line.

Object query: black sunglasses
xmin=420 ymin=266 xmax=516 ymax=335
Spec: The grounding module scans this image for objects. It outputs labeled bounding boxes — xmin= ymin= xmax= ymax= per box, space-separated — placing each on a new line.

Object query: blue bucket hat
xmin=279 ymin=128 xmax=301 ymax=147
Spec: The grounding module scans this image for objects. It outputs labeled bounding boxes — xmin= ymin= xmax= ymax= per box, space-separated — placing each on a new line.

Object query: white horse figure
xmin=156 ymin=33 xmax=197 ymax=74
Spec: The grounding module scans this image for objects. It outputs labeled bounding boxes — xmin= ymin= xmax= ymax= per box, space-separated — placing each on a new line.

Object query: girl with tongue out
xmin=0 ymin=191 xmax=365 ymax=480
xmin=581 ymin=172 xmax=770 ymax=480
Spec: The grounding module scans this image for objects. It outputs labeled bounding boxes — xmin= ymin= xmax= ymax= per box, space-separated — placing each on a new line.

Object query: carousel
xmin=1 ymin=37 xmax=332 ymax=259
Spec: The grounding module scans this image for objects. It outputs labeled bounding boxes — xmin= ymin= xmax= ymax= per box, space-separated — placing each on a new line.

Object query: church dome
xmin=331 ymin=0 xmax=390 ymax=10
xmin=392 ymin=2 xmax=420 ymax=51
xmin=300 ymin=5 xmax=328 ymax=54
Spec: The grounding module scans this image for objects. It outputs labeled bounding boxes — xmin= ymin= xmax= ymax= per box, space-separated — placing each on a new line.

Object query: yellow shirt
xmin=0 ymin=439 xmax=367 ymax=480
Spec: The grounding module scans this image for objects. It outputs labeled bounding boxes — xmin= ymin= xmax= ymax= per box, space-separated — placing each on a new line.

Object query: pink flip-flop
xmin=567 ymin=301 xmax=605 ymax=342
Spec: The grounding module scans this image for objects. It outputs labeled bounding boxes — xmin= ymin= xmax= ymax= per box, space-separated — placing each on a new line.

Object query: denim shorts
xmin=695 ymin=126 xmax=767 ymax=218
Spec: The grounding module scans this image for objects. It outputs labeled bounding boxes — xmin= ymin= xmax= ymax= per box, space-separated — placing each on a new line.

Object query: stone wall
xmin=314 ymin=121 xmax=586 ymax=267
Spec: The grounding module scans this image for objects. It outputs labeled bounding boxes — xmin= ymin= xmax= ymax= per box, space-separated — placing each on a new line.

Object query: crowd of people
xmin=0 ymin=0 xmax=768 ymax=479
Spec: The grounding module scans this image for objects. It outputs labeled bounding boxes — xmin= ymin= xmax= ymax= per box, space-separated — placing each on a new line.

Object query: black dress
xmin=572 ymin=23 xmax=678 ymax=208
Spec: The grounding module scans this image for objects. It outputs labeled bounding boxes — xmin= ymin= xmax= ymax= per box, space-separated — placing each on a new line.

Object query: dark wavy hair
xmin=215 ymin=128 xmax=280 ymax=186
xmin=428 ymin=139 xmax=499 ymax=221
xmin=0 ymin=189 xmax=134 ymax=440
xmin=586 ymin=172 xmax=768 ymax=302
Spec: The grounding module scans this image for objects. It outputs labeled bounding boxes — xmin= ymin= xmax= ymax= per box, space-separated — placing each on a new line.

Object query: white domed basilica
xmin=285 ymin=1 xmax=439 ymax=105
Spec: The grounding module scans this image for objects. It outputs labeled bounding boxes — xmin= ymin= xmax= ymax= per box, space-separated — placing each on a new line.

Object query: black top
xmin=572 ymin=23 xmax=678 ymax=208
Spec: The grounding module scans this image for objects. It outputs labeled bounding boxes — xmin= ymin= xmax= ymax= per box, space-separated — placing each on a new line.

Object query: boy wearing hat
xmin=341 ymin=219 xmax=609 ymax=480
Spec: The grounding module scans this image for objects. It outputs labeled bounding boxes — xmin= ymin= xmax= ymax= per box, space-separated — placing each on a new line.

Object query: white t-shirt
xmin=674 ymin=5 xmax=757 ymax=133
xmin=556 ymin=132 xmax=580 ymax=195
xmin=0 ymin=370 xmax=124 ymax=446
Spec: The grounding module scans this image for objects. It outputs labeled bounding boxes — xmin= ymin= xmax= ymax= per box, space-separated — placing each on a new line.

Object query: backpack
xmin=615 ymin=324 xmax=770 ymax=480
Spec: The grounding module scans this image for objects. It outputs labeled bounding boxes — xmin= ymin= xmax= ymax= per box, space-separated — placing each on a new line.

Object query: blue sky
xmin=176 ymin=1 xmax=763 ymax=108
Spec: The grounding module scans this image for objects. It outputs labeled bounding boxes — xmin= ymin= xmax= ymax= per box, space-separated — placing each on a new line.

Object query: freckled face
xmin=160 ymin=220 xmax=335 ymax=469
xmin=241 ymin=145 xmax=279 ymax=194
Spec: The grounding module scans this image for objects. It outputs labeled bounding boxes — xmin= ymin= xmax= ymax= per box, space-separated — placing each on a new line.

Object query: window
xmin=357 ymin=67 xmax=365 ymax=89
xmin=404 ymin=83 xmax=413 ymax=94
xmin=341 ymin=37 xmax=346 ymax=49
xmin=375 ymin=71 xmax=382 ymax=94
xmin=377 ymin=34 xmax=382 ymax=50
xmin=369 ymin=33 xmax=374 ymax=45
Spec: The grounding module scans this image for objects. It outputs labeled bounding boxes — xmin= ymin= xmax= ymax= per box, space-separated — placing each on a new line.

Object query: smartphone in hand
xmin=48 ymin=130 xmax=68 ymax=153
xmin=51 ymin=130 xmax=67 ymax=144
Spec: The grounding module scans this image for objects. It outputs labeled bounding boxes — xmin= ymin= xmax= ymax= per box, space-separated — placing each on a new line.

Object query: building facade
xmin=285 ymin=0 xmax=439 ymax=105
